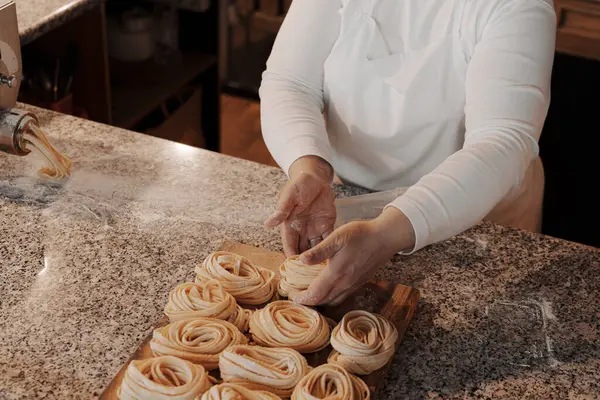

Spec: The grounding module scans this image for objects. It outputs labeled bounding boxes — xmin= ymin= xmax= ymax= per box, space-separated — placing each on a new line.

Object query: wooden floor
xmin=220 ymin=94 xmax=279 ymax=168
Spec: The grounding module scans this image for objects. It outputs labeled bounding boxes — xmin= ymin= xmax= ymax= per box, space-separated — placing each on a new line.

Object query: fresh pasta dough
xmin=277 ymin=255 xmax=327 ymax=298
xmin=228 ymin=306 xmax=252 ymax=333
xmin=195 ymin=251 xmax=276 ymax=305
xmin=219 ymin=345 xmax=309 ymax=397
xmin=249 ymin=300 xmax=330 ymax=353
xmin=164 ymin=280 xmax=252 ymax=332
xmin=150 ymin=318 xmax=248 ymax=370
xmin=290 ymin=363 xmax=370 ymax=400
xmin=23 ymin=123 xmax=72 ymax=179
xmin=328 ymin=310 xmax=398 ymax=375
xmin=117 ymin=355 xmax=212 ymax=400
xmin=201 ymin=383 xmax=282 ymax=400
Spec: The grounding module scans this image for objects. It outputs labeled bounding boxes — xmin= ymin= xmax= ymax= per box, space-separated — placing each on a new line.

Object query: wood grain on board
xmin=100 ymin=240 xmax=420 ymax=399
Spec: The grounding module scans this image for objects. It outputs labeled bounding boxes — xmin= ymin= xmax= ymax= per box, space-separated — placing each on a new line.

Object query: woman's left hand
xmin=288 ymin=207 xmax=416 ymax=306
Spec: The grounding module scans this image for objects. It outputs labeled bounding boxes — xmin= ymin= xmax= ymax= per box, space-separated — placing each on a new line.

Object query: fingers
xmin=293 ymin=274 xmax=362 ymax=307
xmin=290 ymin=221 xmax=387 ymax=307
xmin=292 ymin=246 xmax=349 ymax=306
xmin=289 ymin=268 xmax=342 ymax=306
xmin=308 ymin=236 xmax=322 ymax=248
xmin=328 ymin=291 xmax=350 ymax=307
xmin=265 ymin=183 xmax=298 ymax=228
xmin=281 ymin=223 xmax=300 ymax=257
xmin=305 ymin=218 xmax=334 ymax=249
xmin=328 ymin=280 xmax=364 ymax=306
xmin=288 ymin=289 xmax=311 ymax=304
xmin=327 ymin=260 xmax=380 ymax=306
xmin=322 ymin=227 xmax=334 ymax=240
xmin=299 ymin=231 xmax=343 ymax=265
xmin=298 ymin=233 xmax=311 ymax=254
xmin=265 ymin=211 xmax=288 ymax=228
xmin=287 ymin=288 xmax=301 ymax=300
xmin=292 ymin=224 xmax=366 ymax=306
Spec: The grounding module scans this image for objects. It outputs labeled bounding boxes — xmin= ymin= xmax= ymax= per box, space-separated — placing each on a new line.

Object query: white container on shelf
xmin=107 ymin=8 xmax=155 ymax=62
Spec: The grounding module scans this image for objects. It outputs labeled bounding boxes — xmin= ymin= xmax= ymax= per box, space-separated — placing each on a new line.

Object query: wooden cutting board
xmin=100 ymin=241 xmax=420 ymax=399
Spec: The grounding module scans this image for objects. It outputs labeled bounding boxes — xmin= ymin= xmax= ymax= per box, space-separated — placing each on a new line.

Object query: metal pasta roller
xmin=0 ymin=0 xmax=38 ymax=156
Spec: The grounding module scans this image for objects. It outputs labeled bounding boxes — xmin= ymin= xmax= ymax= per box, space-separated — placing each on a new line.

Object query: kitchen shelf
xmin=111 ymin=51 xmax=216 ymax=129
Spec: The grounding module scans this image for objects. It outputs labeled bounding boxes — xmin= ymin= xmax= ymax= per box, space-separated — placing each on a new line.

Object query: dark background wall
xmin=539 ymin=53 xmax=599 ymax=248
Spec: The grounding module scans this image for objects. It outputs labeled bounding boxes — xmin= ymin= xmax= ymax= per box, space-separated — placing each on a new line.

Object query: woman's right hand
xmin=265 ymin=156 xmax=336 ymax=257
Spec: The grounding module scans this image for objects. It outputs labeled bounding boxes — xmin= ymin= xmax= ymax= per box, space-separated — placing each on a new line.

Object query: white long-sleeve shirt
xmin=259 ymin=0 xmax=556 ymax=252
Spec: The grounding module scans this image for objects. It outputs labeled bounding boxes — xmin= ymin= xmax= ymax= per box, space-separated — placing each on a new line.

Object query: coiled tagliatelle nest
xmin=249 ymin=300 xmax=330 ymax=353
xmin=150 ymin=318 xmax=248 ymax=370
xmin=219 ymin=345 xmax=309 ymax=397
xmin=117 ymin=355 xmax=213 ymax=400
xmin=195 ymin=251 xmax=276 ymax=305
xmin=201 ymin=383 xmax=282 ymax=400
xmin=277 ymin=255 xmax=327 ymax=298
xmin=328 ymin=310 xmax=398 ymax=375
xmin=164 ymin=280 xmax=252 ymax=332
xmin=291 ymin=363 xmax=370 ymax=400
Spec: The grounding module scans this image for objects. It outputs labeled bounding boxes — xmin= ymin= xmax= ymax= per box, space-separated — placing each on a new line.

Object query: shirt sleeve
xmin=258 ymin=0 xmax=341 ymax=175
xmin=387 ymin=0 xmax=556 ymax=253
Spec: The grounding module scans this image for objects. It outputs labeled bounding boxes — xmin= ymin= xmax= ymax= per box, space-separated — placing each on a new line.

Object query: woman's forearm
xmin=258 ymin=0 xmax=341 ymax=176
xmin=388 ymin=131 xmax=539 ymax=253
xmin=388 ymin=0 xmax=556 ymax=253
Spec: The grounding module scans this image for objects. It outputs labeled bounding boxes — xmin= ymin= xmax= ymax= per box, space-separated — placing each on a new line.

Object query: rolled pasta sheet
xmin=117 ymin=355 xmax=212 ymax=400
xmin=150 ymin=318 xmax=248 ymax=370
xmin=219 ymin=345 xmax=309 ymax=397
xmin=277 ymin=255 xmax=327 ymax=298
xmin=195 ymin=251 xmax=276 ymax=305
xmin=201 ymin=383 xmax=282 ymax=400
xmin=328 ymin=310 xmax=398 ymax=375
xmin=249 ymin=300 xmax=330 ymax=353
xmin=291 ymin=363 xmax=370 ymax=400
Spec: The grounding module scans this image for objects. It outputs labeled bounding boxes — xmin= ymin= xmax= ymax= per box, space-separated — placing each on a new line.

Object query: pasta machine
xmin=0 ymin=0 xmax=38 ymax=156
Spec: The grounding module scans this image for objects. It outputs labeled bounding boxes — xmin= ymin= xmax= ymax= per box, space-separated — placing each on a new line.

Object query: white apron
xmin=324 ymin=0 xmax=544 ymax=233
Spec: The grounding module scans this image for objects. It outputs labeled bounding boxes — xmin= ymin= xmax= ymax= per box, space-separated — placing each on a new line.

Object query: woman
xmin=260 ymin=0 xmax=556 ymax=306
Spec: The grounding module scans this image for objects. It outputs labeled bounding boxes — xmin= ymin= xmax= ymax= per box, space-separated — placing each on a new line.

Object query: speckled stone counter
xmin=16 ymin=0 xmax=99 ymax=44
xmin=0 ymin=105 xmax=598 ymax=399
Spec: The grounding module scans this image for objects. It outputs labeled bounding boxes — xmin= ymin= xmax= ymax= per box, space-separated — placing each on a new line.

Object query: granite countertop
xmin=0 ymin=105 xmax=598 ymax=399
xmin=16 ymin=0 xmax=99 ymax=44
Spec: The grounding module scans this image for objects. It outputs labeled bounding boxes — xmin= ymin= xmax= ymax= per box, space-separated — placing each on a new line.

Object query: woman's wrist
xmin=371 ymin=206 xmax=416 ymax=253
xmin=289 ymin=156 xmax=334 ymax=183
